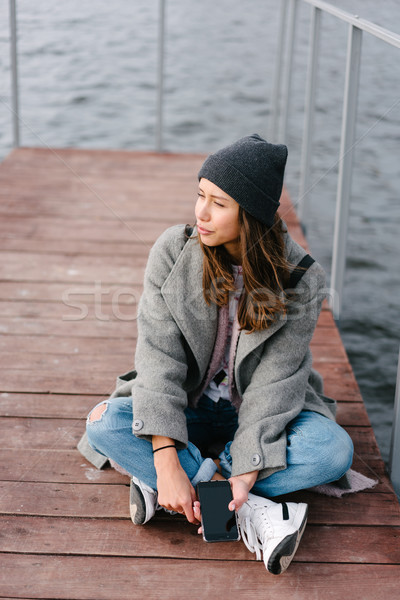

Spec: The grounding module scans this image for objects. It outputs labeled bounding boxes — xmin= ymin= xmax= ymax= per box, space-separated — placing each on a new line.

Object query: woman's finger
xmin=193 ymin=501 xmax=201 ymax=524
xmin=182 ymin=499 xmax=197 ymax=524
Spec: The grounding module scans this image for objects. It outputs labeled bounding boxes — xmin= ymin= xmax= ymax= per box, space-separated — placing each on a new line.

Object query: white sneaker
xmin=129 ymin=475 xmax=178 ymax=525
xmin=237 ymin=492 xmax=308 ymax=575
xmin=129 ymin=475 xmax=158 ymax=524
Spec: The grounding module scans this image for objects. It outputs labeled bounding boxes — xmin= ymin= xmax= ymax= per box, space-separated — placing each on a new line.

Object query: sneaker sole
xmin=267 ymin=505 xmax=308 ymax=575
xmin=129 ymin=481 xmax=147 ymax=525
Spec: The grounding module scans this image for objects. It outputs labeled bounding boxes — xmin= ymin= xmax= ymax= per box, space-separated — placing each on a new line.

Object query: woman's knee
xmin=86 ymin=401 xmax=109 ymax=449
xmin=88 ymin=402 xmax=108 ymax=423
xmin=85 ymin=397 xmax=132 ymax=447
xmin=327 ymin=427 xmax=354 ymax=480
xmin=312 ymin=421 xmax=354 ymax=481
xmin=287 ymin=412 xmax=354 ymax=479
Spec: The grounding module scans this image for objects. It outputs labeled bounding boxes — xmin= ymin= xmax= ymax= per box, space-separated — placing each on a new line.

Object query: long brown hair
xmin=198 ymin=209 xmax=291 ymax=333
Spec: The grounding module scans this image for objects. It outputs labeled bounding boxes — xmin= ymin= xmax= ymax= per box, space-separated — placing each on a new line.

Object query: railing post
xmin=298 ymin=5 xmax=321 ymax=224
xmin=329 ymin=24 xmax=362 ymax=318
xmin=280 ymin=0 xmax=298 ymax=143
xmin=9 ymin=0 xmax=20 ymax=148
xmin=389 ymin=348 xmax=400 ymax=498
xmin=156 ymin=0 xmax=166 ymax=153
xmin=269 ymin=0 xmax=288 ymax=142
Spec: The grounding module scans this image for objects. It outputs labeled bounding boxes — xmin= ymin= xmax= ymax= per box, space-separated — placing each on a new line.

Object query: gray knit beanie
xmin=198 ymin=134 xmax=287 ymax=226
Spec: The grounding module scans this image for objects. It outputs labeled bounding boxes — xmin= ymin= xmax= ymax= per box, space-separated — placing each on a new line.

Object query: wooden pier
xmin=0 ymin=148 xmax=399 ymax=599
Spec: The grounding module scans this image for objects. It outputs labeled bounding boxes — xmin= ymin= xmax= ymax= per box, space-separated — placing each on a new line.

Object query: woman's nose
xmin=196 ymin=198 xmax=210 ymax=221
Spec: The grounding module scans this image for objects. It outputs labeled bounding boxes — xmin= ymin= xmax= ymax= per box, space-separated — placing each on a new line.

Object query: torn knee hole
xmin=89 ymin=403 xmax=108 ymax=423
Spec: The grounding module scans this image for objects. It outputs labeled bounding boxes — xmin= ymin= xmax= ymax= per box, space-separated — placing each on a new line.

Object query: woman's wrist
xmin=152 ymin=435 xmax=175 ymax=451
xmin=152 ymin=435 xmax=180 ymax=470
xmin=232 ymin=470 xmax=258 ymax=487
xmin=152 ymin=444 xmax=176 ymax=454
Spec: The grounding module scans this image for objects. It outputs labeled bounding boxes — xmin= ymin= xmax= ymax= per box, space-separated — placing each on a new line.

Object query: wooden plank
xmin=0 ymin=302 xmax=343 ymax=330
xmin=0 ymin=215 xmax=170 ymax=244
xmin=1 ymin=410 xmax=387 ymax=490
xmin=345 ymin=426 xmax=382 ymax=458
xmin=0 ymin=146 xmax=206 ymax=172
xmin=311 ymin=343 xmax=349 ymax=362
xmin=311 ymin=326 xmax=345 ymax=345
xmin=0 ymin=370 xmax=114 ymax=394
xmin=1 ymin=515 xmax=399 ymax=565
xmin=283 ymin=491 xmax=400 ymax=525
xmin=0 ymin=449 xmax=126 ymax=484
xmin=0 ymin=344 xmax=346 ymax=374
xmin=0 ymin=393 xmax=105 ymax=418
xmin=1 ymin=554 xmax=399 ymax=600
xmin=0 ymin=324 xmax=338 ymax=347
xmin=0 ymin=353 xmax=133 ymax=373
xmin=0 ymin=347 xmax=359 ymax=404
xmin=0 ymin=195 xmax=196 ymax=223
xmin=0 ymin=393 xmax=366 ymax=423
xmin=0 ymin=301 xmax=141 ymax=322
xmin=0 ymin=317 xmax=336 ymax=341
xmin=0 ymin=417 xmax=86 ymax=449
xmin=0 ymin=317 xmax=137 ymax=338
xmin=0 ymin=346 xmax=347 ymax=374
xmin=322 ymin=379 xmax=362 ymax=402
xmin=0 ymin=481 xmax=131 ymax=518
xmin=0 ymin=282 xmax=144 ymax=306
xmin=0 ymin=350 xmax=352 ymax=377
xmin=0 ymin=237 xmax=151 ymax=256
xmin=0 ymin=335 xmax=135 ymax=356
xmin=0 ymin=447 xmax=389 ymax=492
xmin=336 ymin=401 xmax=371 ymax=426
xmin=0 ymin=415 xmax=377 ymax=455
xmin=0 ymin=251 xmax=148 ymax=283
xmin=1 ymin=480 xmax=398 ymax=524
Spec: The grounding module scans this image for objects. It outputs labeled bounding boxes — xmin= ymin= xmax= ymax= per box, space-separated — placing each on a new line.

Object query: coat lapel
xmin=235 ymin=230 xmax=307 ymax=374
xmin=161 ymin=237 xmax=217 ymax=375
xmin=235 ymin=315 xmax=286 ymax=368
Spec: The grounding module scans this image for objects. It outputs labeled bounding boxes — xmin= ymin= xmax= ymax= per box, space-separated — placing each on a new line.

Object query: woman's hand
xmin=228 ymin=470 xmax=258 ymax=511
xmin=153 ymin=446 xmax=199 ymax=525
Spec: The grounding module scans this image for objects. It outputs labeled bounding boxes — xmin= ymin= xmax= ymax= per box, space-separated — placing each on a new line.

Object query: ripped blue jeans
xmin=86 ymin=394 xmax=354 ymax=497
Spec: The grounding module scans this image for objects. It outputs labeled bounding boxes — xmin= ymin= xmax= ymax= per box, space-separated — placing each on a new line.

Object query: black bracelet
xmin=152 ymin=444 xmax=176 ymax=454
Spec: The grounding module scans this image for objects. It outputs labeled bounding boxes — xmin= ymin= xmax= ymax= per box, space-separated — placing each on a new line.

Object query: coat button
xmin=251 ymin=453 xmax=261 ymax=466
xmin=133 ymin=419 xmax=144 ymax=431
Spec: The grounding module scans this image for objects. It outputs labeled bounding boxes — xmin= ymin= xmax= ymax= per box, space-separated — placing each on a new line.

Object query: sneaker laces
xmin=238 ymin=505 xmax=274 ymax=561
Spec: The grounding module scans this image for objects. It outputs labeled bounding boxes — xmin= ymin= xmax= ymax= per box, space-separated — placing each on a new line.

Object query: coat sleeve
xmin=129 ymin=225 xmax=191 ymax=447
xmin=229 ymin=261 xmax=327 ymax=480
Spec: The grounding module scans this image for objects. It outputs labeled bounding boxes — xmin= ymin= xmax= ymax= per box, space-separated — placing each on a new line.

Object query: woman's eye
xmin=214 ymin=201 xmax=224 ymax=207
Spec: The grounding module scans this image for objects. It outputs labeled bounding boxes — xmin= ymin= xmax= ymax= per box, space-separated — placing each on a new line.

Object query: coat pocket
xmin=116 ymin=369 xmax=137 ymax=386
xmin=110 ymin=369 xmax=137 ymax=399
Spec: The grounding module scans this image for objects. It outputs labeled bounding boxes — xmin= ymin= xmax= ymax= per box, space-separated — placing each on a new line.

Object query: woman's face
xmin=195 ymin=178 xmax=241 ymax=262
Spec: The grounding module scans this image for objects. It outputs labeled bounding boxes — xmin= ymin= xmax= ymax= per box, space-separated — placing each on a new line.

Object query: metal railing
xmin=269 ymin=0 xmax=400 ymax=496
xmin=6 ymin=0 xmax=400 ymax=495
xmin=9 ymin=0 xmax=20 ymax=148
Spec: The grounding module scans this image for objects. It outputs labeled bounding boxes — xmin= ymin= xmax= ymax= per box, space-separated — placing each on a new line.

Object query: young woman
xmin=80 ymin=134 xmax=354 ymax=575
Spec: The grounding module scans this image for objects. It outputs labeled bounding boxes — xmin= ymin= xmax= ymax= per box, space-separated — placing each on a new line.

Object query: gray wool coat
xmin=79 ymin=223 xmax=336 ymax=481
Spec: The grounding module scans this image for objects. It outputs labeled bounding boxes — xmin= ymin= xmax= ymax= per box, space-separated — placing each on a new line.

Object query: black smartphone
xmin=196 ymin=480 xmax=240 ymax=542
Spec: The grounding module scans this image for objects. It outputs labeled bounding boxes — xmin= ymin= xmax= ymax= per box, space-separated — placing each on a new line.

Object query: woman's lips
xmin=197 ymin=224 xmax=213 ymax=234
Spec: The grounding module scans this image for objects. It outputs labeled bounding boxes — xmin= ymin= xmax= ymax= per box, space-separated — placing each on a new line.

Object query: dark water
xmin=0 ymin=0 xmax=399 ymax=464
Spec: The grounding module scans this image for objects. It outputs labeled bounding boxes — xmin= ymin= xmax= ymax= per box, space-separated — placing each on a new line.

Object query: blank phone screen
xmin=197 ymin=481 xmax=239 ymax=542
